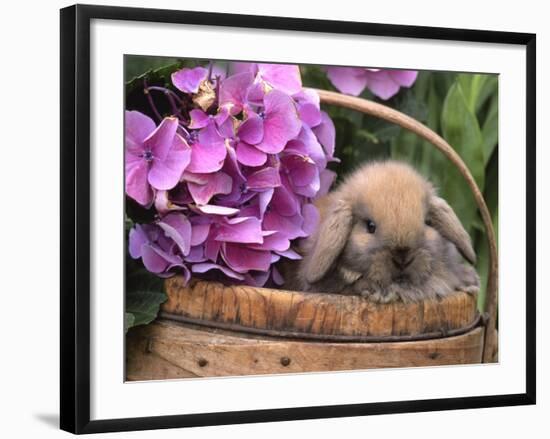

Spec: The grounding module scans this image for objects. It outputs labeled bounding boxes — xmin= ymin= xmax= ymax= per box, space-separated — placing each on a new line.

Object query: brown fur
xmin=285 ymin=161 xmax=479 ymax=303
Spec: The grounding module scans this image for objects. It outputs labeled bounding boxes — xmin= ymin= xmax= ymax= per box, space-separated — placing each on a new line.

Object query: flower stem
xmin=147 ymin=86 xmax=184 ymax=105
xmin=143 ymin=79 xmax=162 ymax=122
xmin=207 ymin=60 xmax=213 ymax=82
xmin=213 ymin=75 xmax=221 ymax=107
xmin=145 ymin=86 xmax=187 ymax=118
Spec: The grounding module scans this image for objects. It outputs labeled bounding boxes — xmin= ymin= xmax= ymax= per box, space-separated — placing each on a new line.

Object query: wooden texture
xmin=162 ymin=277 xmax=478 ymax=339
xmin=126 ymin=320 xmax=485 ymax=380
xmin=315 ymin=89 xmax=498 ymax=361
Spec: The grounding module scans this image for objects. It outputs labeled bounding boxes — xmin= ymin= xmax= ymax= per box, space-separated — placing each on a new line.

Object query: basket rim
xmin=161 ymin=278 xmax=480 ymax=342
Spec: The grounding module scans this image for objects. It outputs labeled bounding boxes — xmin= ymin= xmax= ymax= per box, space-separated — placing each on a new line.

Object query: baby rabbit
xmin=287 ymin=160 xmax=480 ymax=303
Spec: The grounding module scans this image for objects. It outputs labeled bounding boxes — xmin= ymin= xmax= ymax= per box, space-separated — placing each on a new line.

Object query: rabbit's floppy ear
xmin=427 ymin=195 xmax=476 ymax=264
xmin=305 ymin=197 xmax=353 ymax=284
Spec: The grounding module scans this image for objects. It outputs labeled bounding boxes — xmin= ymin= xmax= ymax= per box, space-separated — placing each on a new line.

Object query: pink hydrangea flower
xmin=325 ymin=67 xmax=418 ymax=100
xmin=125 ymin=112 xmax=191 ymax=206
xmin=126 ymin=61 xmax=338 ymax=287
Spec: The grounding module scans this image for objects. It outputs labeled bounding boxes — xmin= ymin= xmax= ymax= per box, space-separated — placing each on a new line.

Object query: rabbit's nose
xmin=391 ymin=247 xmax=414 ymax=270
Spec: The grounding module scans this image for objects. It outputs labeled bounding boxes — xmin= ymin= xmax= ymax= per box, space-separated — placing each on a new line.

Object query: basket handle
xmin=315 ymin=88 xmax=498 ymax=362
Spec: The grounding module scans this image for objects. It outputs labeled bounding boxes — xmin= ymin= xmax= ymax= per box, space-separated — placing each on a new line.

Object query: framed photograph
xmin=60 ymin=4 xmax=536 ymax=434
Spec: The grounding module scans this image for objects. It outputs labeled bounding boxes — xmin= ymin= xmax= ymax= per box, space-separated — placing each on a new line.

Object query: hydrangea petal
xmin=216 ymin=116 xmax=236 ymax=139
xmin=293 ymin=170 xmax=320 ymax=197
xmin=148 ymin=134 xmax=191 ymax=190
xmin=214 ymin=107 xmax=231 ymax=127
xmin=264 ymin=211 xmax=304 ymax=240
xmin=186 ymin=246 xmax=207 ymax=263
xmin=389 ymin=70 xmax=418 ymax=87
xmin=296 ymin=127 xmax=327 ymax=168
xmin=128 ymin=225 xmax=148 ymax=258
xmin=190 ymin=223 xmax=211 ymax=246
xmin=157 ymin=213 xmax=192 ymax=256
xmin=222 ymin=143 xmax=246 ymax=181
xmin=205 ymin=237 xmax=221 ymax=261
xmin=258 ymin=188 xmax=274 ymax=219
xmin=282 ymin=154 xmax=317 ymax=187
xmin=156 ymin=263 xmax=190 ymax=281
xmin=312 ymin=111 xmax=336 ymax=158
xmin=222 ymin=244 xmax=272 ymax=273
xmin=238 ymin=113 xmax=264 ymax=145
xmin=144 ymin=116 xmax=179 ymax=161
xmin=188 ymin=109 xmax=211 ymax=129
xmin=141 ymin=244 xmax=170 ymax=273
xmin=188 ymin=171 xmax=232 ymax=205
xmin=228 ymin=62 xmax=258 ymax=76
xmin=211 ymin=63 xmax=227 ymax=81
xmin=187 ymin=140 xmax=227 ymax=173
xmin=257 ymin=64 xmax=302 ymax=95
xmin=255 ymin=90 xmax=301 ymax=154
xmin=216 ymin=146 xmax=249 ymax=204
xmin=364 ymin=70 xmax=401 ymax=100
xmin=298 ymin=102 xmax=322 ymax=127
xmin=172 ymin=66 xmax=208 ymax=94
xmin=249 ymin=232 xmax=290 ymax=252
xmin=215 ymin=217 xmax=263 ymax=244
xmin=191 ymin=263 xmax=245 ymax=280
xmin=236 ymin=142 xmax=267 ymax=167
xmin=326 ymin=67 xmax=368 ymax=96
xmin=318 ymin=169 xmax=337 ymax=198
xmin=126 ymin=159 xmax=153 ymax=206
xmin=125 ymin=110 xmax=156 ymax=155
xmin=194 ymin=205 xmax=240 ymax=216
xmin=219 ymin=71 xmax=254 ymax=115
xmin=276 ymin=248 xmax=302 ymax=260
xmin=154 ymin=190 xmax=186 ymax=215
xmin=245 ymin=82 xmax=266 ymax=105
xmin=272 ymin=179 xmax=299 ymax=216
xmin=246 ymin=167 xmax=281 ymax=191
xmin=294 ymin=88 xmax=320 ymax=107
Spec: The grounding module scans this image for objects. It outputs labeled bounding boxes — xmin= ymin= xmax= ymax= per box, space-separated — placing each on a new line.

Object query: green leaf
xmin=356 ymin=129 xmax=379 ymax=144
xmin=126 ymin=290 xmax=167 ymax=329
xmin=126 ymin=262 xmax=165 ymax=294
xmin=481 ymin=94 xmax=499 ymax=164
xmin=475 ymin=75 xmax=498 ymax=117
xmin=125 ymin=251 xmax=167 ymax=331
xmin=425 ymin=79 xmax=443 ymax=131
xmin=374 ymin=122 xmax=401 ymax=143
xmin=440 ymin=81 xmax=485 ymax=233
xmin=125 ymin=313 xmax=135 ymax=333
xmin=125 ymin=60 xmax=185 ymax=95
xmin=124 ymin=215 xmax=134 ymax=233
xmin=458 ymin=74 xmax=489 ymax=113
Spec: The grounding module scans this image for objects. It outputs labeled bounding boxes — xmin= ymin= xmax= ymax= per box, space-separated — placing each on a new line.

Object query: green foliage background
xmin=124 ymin=56 xmax=498 ymax=331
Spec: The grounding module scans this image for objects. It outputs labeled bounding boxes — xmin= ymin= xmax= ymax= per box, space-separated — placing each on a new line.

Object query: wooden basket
xmin=126 ymin=89 xmax=498 ymax=381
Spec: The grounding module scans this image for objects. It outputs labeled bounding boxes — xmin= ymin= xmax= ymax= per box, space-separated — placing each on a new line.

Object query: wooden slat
xmin=162 ymin=277 xmax=478 ymax=338
xmin=126 ymin=320 xmax=485 ymax=380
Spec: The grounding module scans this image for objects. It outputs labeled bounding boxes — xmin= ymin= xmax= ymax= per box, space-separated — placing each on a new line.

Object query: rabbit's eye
xmin=365 ymin=219 xmax=376 ymax=234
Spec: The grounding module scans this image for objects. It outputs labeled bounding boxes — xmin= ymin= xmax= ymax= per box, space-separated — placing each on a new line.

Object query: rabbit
xmin=285 ymin=160 xmax=480 ymax=303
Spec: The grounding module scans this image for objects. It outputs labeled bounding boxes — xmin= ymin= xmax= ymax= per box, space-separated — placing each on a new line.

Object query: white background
xmin=0 ymin=0 xmax=547 ymax=438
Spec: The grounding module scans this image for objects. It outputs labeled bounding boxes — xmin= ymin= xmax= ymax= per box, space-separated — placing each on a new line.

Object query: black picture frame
xmin=60 ymin=4 xmax=536 ymax=434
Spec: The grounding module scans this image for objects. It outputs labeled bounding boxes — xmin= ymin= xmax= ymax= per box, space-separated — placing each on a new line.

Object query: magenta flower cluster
xmin=126 ymin=62 xmax=337 ymax=286
xmin=325 ymin=67 xmax=418 ymax=100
